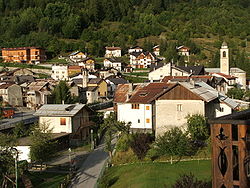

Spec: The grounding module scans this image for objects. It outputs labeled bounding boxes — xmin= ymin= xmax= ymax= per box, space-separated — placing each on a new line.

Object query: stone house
xmin=0 ymin=83 xmax=23 ymax=106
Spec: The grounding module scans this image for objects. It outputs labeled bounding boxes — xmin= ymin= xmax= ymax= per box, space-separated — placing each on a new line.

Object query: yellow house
xmin=88 ymin=78 xmax=108 ymax=97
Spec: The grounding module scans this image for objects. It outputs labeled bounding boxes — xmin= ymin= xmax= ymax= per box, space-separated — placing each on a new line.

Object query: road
xmin=0 ymin=111 xmax=37 ymax=130
xmin=69 ymin=141 xmax=109 ymax=188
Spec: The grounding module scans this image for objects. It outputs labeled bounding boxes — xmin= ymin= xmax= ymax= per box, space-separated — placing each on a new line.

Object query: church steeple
xmin=82 ymin=68 xmax=89 ymax=88
xmin=220 ymin=42 xmax=229 ymax=75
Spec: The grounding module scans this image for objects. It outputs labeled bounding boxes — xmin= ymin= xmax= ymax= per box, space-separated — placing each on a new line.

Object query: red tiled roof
xmin=0 ymin=83 xmax=13 ymax=89
xmin=68 ymin=66 xmax=81 ymax=69
xmin=2 ymin=47 xmax=43 ymax=51
xmin=212 ymin=72 xmax=236 ymax=79
xmin=127 ymin=82 xmax=175 ymax=104
xmin=114 ymin=84 xmax=131 ymax=103
xmin=105 ymin=47 xmax=121 ymax=50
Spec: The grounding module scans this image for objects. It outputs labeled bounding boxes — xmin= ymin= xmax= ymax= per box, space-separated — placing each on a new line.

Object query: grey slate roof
xmin=34 ymin=104 xmax=86 ymax=117
xmin=107 ymin=78 xmax=128 ymax=85
xmin=176 ymin=65 xmax=205 ymax=75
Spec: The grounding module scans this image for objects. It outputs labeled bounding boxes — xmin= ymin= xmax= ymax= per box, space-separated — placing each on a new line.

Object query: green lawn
xmin=27 ymin=171 xmax=68 ymax=188
xmin=99 ymin=160 xmax=211 ymax=188
xmin=124 ymin=75 xmax=147 ymax=83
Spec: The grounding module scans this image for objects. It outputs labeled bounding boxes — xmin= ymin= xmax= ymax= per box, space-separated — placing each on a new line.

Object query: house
xmin=34 ymin=104 xmax=94 ymax=140
xmin=105 ymin=47 xmax=122 ymax=57
xmin=114 ymin=81 xmax=238 ymax=136
xmin=88 ymin=78 xmax=108 ymax=98
xmin=148 ymin=62 xmax=205 ymax=81
xmin=68 ymin=66 xmax=82 ymax=77
xmin=103 ymin=58 xmax=124 ymax=71
xmin=26 ymin=81 xmax=53 ymax=109
xmin=99 ymin=68 xmax=119 ymax=79
xmin=85 ymin=86 xmax=99 ymax=103
xmin=69 ymin=51 xmax=87 ymax=63
xmin=128 ymin=46 xmax=143 ymax=54
xmin=153 ymin=45 xmax=160 ymax=56
xmin=177 ymin=46 xmax=190 ymax=56
xmin=0 ymin=83 xmax=23 ymax=106
xmin=209 ymin=109 xmax=250 ymax=188
xmin=51 ymin=65 xmax=68 ymax=81
xmin=105 ymin=77 xmax=128 ymax=97
xmin=129 ymin=51 xmax=158 ymax=68
xmin=1 ymin=47 xmax=46 ymax=64
xmin=78 ymin=57 xmax=95 ymax=71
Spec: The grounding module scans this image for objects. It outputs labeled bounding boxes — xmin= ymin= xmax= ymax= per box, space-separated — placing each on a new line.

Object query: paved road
xmin=69 ymin=142 xmax=109 ymax=188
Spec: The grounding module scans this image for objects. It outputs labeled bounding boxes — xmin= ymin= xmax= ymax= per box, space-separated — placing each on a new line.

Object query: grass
xmin=99 ymin=160 xmax=211 ymax=188
xmin=0 ymin=62 xmax=51 ymax=69
xmin=124 ymin=72 xmax=148 ymax=77
xmin=45 ymin=58 xmax=68 ymax=64
xmin=124 ymin=75 xmax=147 ymax=83
xmin=27 ymin=171 xmax=67 ymax=188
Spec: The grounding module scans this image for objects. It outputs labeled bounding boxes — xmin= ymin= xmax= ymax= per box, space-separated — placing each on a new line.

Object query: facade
xmin=128 ymin=46 xmax=143 ymax=54
xmin=103 ymin=58 xmax=123 ymax=71
xmin=1 ymin=47 xmax=46 ymax=64
xmin=34 ymin=104 xmax=94 ymax=140
xmin=129 ymin=51 xmax=158 ymax=68
xmin=177 ymin=46 xmax=190 ymax=56
xmin=88 ymin=78 xmax=108 ymax=97
xmin=69 ymin=51 xmax=87 ymax=63
xmin=105 ymin=47 xmax=121 ymax=57
xmin=209 ymin=110 xmax=250 ymax=188
xmin=78 ymin=57 xmax=95 ymax=71
xmin=153 ymin=45 xmax=160 ymax=56
xmin=0 ymin=83 xmax=23 ymax=106
xmin=51 ymin=65 xmax=68 ymax=81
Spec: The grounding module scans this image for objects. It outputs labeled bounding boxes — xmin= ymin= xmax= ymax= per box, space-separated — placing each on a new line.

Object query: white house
xmin=51 ymin=65 xmax=69 ymax=81
xmin=128 ymin=46 xmax=143 ymax=54
xmin=105 ymin=47 xmax=121 ymax=57
xmin=153 ymin=45 xmax=160 ymax=56
xmin=129 ymin=51 xmax=158 ymax=69
xmin=69 ymin=51 xmax=87 ymax=63
xmin=103 ymin=58 xmax=123 ymax=71
xmin=34 ymin=104 xmax=94 ymax=140
xmin=177 ymin=46 xmax=190 ymax=56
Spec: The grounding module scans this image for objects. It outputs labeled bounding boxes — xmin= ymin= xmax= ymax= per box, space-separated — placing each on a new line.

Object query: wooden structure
xmin=209 ymin=110 xmax=250 ymax=188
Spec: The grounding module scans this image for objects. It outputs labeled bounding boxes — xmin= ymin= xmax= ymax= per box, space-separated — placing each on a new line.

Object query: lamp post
xmin=68 ymin=148 xmax=72 ymax=174
xmin=90 ymin=129 xmax=94 ymax=150
xmin=11 ymin=148 xmax=18 ymax=188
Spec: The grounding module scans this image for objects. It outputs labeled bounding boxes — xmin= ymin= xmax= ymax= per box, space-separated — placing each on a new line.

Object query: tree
xmin=52 ymin=81 xmax=73 ymax=104
xmin=155 ymin=127 xmax=192 ymax=159
xmin=226 ymin=87 xmax=245 ymax=100
xmin=100 ymin=113 xmax=130 ymax=159
xmin=186 ymin=114 xmax=209 ymax=142
xmin=130 ymin=133 xmax=153 ymax=160
xmin=29 ymin=123 xmax=56 ymax=170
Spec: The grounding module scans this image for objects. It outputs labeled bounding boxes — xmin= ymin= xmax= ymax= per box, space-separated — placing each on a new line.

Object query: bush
xmin=112 ymin=148 xmax=138 ymax=165
xmin=130 ymin=133 xmax=153 ymax=160
xmin=171 ymin=173 xmax=211 ymax=188
xmin=116 ymin=134 xmax=133 ymax=152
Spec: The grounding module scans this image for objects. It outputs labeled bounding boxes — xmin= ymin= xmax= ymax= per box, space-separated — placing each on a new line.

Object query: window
xmin=146 ymin=118 xmax=150 ymax=123
xmin=60 ymin=118 xmax=66 ymax=125
xmin=146 ymin=106 xmax=150 ymax=110
xmin=138 ymin=119 xmax=140 ymax=123
xmin=131 ymin=104 xmax=140 ymax=109
xmin=177 ymin=104 xmax=182 ymax=111
xmin=220 ymin=107 xmax=224 ymax=112
xmin=223 ymin=51 xmax=226 ymax=57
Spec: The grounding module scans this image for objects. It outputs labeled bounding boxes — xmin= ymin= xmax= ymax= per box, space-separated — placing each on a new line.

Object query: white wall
xmin=148 ymin=63 xmax=171 ymax=80
xmin=15 ymin=146 xmax=31 ymax=162
xmin=117 ymin=103 xmax=152 ymax=130
xmin=215 ymin=103 xmax=232 ymax=118
xmin=51 ymin=65 xmax=68 ymax=81
xmin=40 ymin=116 xmax=72 ymax=133
xmin=155 ymin=100 xmax=205 ymax=137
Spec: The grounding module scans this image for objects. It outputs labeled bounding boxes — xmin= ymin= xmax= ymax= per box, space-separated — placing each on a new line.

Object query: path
xmin=69 ymin=141 xmax=109 ymax=188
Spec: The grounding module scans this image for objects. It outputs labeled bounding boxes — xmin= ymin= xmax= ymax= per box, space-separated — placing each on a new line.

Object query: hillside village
xmin=1 ymin=42 xmax=250 ymax=187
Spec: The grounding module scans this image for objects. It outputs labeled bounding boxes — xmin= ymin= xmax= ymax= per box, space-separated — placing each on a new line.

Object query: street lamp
xmin=11 ymin=148 xmax=18 ymax=188
xmin=68 ymin=148 xmax=72 ymax=174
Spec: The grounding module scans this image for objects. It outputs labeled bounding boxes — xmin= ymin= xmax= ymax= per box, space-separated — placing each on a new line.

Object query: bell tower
xmin=82 ymin=68 xmax=89 ymax=88
xmin=220 ymin=42 xmax=229 ymax=75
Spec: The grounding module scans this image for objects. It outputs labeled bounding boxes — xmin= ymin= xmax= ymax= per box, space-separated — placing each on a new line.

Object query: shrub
xmin=171 ymin=173 xmax=211 ymax=188
xmin=116 ymin=134 xmax=133 ymax=152
xmin=112 ymin=148 xmax=138 ymax=165
xmin=130 ymin=133 xmax=153 ymax=160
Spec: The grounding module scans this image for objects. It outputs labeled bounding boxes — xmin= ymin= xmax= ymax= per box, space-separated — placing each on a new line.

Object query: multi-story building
xmin=105 ymin=47 xmax=121 ymax=57
xmin=1 ymin=47 xmax=46 ymax=64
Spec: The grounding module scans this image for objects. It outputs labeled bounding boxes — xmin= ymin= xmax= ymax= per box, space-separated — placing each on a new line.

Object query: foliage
xmin=171 ymin=173 xmax=211 ymax=188
xmin=51 ymin=81 xmax=73 ymax=104
xmin=226 ymin=87 xmax=245 ymax=100
xmin=0 ymin=149 xmax=15 ymax=177
xmin=116 ymin=134 xmax=133 ymax=152
xmin=186 ymin=114 xmax=209 ymax=142
xmin=100 ymin=113 xmax=131 ymax=158
xmin=155 ymin=127 xmax=192 ymax=159
xmin=12 ymin=121 xmax=30 ymax=138
xmin=112 ymin=148 xmax=138 ymax=165
xmin=130 ymin=133 xmax=153 ymax=160
xmin=29 ymin=123 xmax=56 ymax=168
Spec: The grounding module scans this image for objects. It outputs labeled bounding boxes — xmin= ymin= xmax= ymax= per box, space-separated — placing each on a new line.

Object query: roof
xmin=88 ymin=78 xmax=103 ymax=84
xmin=153 ymin=45 xmax=160 ymax=49
xmin=114 ymin=84 xmax=134 ymax=103
xmin=105 ymin=58 xmax=121 ymax=63
xmin=127 ymin=82 xmax=175 ymax=104
xmin=105 ymin=47 xmax=121 ymax=50
xmin=150 ymin=62 xmax=165 ymax=72
xmin=222 ymin=41 xmax=228 ymax=47
xmin=28 ymin=81 xmax=49 ymax=91
xmin=87 ymin=86 xmax=98 ymax=91
xmin=209 ymin=108 xmax=250 ymax=125
xmin=0 ymin=83 xmax=14 ymax=89
xmin=177 ymin=46 xmax=190 ymax=50
xmin=2 ymin=47 xmax=43 ymax=51
xmin=69 ymin=51 xmax=85 ymax=56
xmin=212 ymin=72 xmax=236 ymax=79
xmin=107 ymin=78 xmax=128 ymax=85
xmin=130 ymin=51 xmax=157 ymax=59
xmin=162 ymin=75 xmax=213 ymax=83
xmin=129 ymin=46 xmax=143 ymax=49
xmin=230 ymin=67 xmax=246 ymax=73
xmin=68 ymin=65 xmax=82 ymax=69
xmin=175 ymin=65 xmax=205 ymax=75
xmin=34 ymin=104 xmax=88 ymax=117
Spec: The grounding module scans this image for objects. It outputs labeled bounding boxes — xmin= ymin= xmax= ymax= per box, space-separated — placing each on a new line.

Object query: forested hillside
xmin=0 ymin=0 xmax=249 ymax=66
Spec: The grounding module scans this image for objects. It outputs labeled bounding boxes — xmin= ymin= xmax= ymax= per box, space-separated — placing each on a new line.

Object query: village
xmin=1 ymin=42 xmax=250 ymax=188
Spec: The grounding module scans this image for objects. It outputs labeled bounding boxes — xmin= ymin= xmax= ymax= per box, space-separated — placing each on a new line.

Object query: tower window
xmin=223 ymin=51 xmax=226 ymax=57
